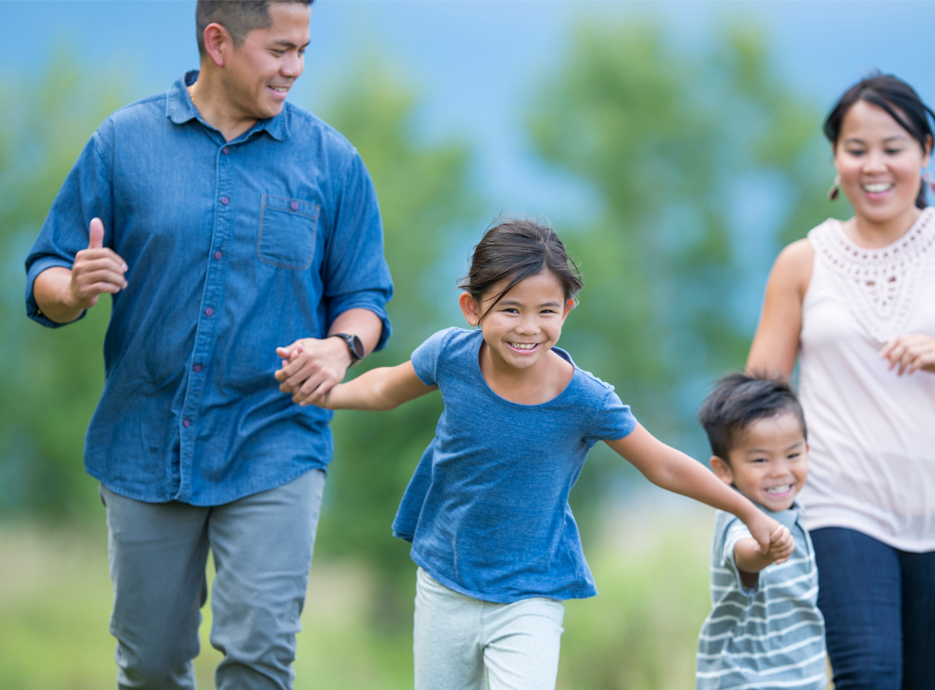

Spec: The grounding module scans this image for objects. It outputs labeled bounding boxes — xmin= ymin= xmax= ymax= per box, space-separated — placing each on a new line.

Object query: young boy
xmin=696 ymin=373 xmax=827 ymax=690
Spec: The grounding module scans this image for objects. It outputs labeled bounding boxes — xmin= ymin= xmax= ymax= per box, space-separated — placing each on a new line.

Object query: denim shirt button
xmin=193 ymin=364 xmax=202 ymax=373
xmin=204 ymin=307 xmax=214 ymax=316
xmin=220 ymin=196 xmax=229 ymax=205
xmin=214 ymin=251 xmax=222 ymax=260
xmin=290 ymin=201 xmax=299 ymax=211
xmin=183 ymin=419 xmax=191 ymax=428
xmin=222 ymin=146 xmax=229 ymax=155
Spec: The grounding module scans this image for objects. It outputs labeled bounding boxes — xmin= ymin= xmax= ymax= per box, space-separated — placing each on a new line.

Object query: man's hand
xmin=68 ymin=217 xmax=128 ymax=310
xmin=274 ymin=336 xmax=353 ymax=406
xmin=880 ymin=334 xmax=935 ymax=375
xmin=33 ymin=217 xmax=128 ymax=324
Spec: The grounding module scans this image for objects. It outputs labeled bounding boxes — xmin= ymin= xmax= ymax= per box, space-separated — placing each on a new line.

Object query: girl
xmin=747 ymin=73 xmax=935 ymax=689
xmin=315 ymin=218 xmax=783 ymax=690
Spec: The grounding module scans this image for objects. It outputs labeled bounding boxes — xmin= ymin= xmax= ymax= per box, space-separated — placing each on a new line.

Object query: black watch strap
xmin=329 ymin=333 xmax=365 ymax=366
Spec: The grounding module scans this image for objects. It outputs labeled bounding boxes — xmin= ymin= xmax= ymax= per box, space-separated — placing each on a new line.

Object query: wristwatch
xmin=329 ymin=333 xmax=365 ymax=366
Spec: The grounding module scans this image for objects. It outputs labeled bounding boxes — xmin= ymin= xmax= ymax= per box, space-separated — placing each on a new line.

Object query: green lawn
xmin=0 ymin=505 xmax=716 ymax=690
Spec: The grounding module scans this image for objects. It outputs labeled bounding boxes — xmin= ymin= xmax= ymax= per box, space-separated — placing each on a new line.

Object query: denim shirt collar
xmin=165 ymin=70 xmax=289 ymax=142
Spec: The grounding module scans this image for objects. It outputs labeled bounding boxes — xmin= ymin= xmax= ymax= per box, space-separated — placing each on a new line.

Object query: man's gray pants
xmin=99 ymin=469 xmax=326 ymax=690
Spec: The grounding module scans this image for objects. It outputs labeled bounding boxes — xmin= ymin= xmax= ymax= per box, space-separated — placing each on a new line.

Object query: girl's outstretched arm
xmin=312 ymin=360 xmax=437 ymax=411
xmin=605 ymin=425 xmax=780 ymax=555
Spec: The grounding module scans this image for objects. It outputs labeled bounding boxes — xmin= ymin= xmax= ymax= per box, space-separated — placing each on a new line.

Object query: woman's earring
xmin=923 ymin=169 xmax=935 ymax=195
xmin=827 ymin=173 xmax=841 ymax=201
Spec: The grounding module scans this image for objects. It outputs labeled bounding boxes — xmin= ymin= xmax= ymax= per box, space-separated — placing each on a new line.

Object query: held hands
xmin=745 ymin=512 xmax=793 ymax=565
xmin=744 ymin=511 xmax=781 ymax=558
xmin=68 ymin=218 xmax=128 ymax=310
xmin=736 ymin=514 xmax=794 ymax=574
xmin=879 ymin=334 xmax=935 ymax=376
xmin=274 ymin=337 xmax=352 ymax=406
xmin=764 ymin=524 xmax=794 ymax=565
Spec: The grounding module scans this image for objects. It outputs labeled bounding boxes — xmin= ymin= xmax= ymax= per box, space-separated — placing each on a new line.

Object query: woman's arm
xmin=605 ymin=426 xmax=781 ymax=554
xmin=746 ymin=239 xmax=814 ymax=379
xmin=313 ymin=360 xmax=437 ymax=411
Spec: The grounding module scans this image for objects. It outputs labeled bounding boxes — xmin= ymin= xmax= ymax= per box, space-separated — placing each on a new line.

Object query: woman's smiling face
xmin=834 ymin=99 xmax=931 ymax=228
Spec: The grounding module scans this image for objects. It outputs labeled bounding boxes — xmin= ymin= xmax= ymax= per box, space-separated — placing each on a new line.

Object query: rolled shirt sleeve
xmin=25 ymin=127 xmax=115 ymax=328
xmin=321 ymin=151 xmax=393 ymax=350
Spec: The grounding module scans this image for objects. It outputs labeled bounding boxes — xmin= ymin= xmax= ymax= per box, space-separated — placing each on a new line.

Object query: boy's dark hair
xmin=699 ymin=373 xmax=807 ymax=463
xmin=196 ymin=0 xmax=313 ymax=58
xmin=824 ymin=72 xmax=935 ymax=209
xmin=459 ymin=217 xmax=583 ymax=320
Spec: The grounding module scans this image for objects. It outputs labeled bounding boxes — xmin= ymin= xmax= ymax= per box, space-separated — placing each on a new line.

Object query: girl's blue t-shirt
xmin=392 ymin=327 xmax=637 ymax=603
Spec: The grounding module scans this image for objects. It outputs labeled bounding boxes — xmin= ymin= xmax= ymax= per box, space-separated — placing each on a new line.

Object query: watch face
xmin=349 ymin=334 xmax=365 ymax=360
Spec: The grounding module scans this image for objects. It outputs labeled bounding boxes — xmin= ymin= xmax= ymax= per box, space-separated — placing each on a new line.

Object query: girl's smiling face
xmin=459 ymin=269 xmax=574 ymax=372
xmin=834 ymin=100 xmax=931 ymax=229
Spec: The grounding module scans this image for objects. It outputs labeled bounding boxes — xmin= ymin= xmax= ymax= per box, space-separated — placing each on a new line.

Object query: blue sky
xmin=2 ymin=1 xmax=934 ymax=221
xmin=3 ymin=1 xmax=933 ymax=462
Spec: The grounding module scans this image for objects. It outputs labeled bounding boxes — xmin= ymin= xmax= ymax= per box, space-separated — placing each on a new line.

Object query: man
xmin=24 ymin=1 xmax=392 ymax=687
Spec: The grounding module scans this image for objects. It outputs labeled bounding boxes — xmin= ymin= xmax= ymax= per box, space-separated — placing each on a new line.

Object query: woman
xmin=747 ymin=74 xmax=935 ymax=690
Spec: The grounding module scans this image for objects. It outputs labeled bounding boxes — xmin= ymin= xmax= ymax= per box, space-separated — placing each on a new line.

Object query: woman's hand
xmin=879 ymin=334 xmax=935 ymax=375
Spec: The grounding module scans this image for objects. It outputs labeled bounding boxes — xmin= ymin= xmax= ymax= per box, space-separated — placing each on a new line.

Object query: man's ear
xmin=710 ymin=456 xmax=734 ymax=486
xmin=458 ymin=292 xmax=481 ymax=327
xmin=203 ymin=22 xmax=232 ymax=68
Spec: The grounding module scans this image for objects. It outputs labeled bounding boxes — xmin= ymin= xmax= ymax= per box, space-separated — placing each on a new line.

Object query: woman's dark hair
xmin=699 ymin=372 xmax=807 ymax=463
xmin=459 ymin=218 xmax=583 ymax=320
xmin=824 ymin=73 xmax=935 ymax=209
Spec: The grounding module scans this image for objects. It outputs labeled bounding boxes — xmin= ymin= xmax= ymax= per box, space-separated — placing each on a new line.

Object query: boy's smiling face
xmin=710 ymin=410 xmax=808 ymax=512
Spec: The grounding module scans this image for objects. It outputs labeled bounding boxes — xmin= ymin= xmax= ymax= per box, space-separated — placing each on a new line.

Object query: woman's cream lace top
xmin=798 ymin=208 xmax=935 ymax=551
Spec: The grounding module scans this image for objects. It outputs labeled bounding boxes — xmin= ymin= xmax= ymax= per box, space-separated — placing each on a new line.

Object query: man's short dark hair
xmin=196 ymin=0 xmax=313 ymax=58
xmin=699 ymin=372 xmax=807 ymax=463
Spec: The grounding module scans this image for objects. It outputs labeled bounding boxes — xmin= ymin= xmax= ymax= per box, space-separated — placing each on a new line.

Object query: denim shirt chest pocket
xmin=257 ymin=194 xmax=320 ymax=270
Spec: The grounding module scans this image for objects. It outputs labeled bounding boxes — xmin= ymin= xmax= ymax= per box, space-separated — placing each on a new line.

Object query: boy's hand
xmin=767 ymin=525 xmax=795 ymax=565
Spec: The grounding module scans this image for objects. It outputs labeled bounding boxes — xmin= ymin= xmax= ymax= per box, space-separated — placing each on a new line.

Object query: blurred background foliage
xmin=0 ymin=16 xmax=838 ymax=690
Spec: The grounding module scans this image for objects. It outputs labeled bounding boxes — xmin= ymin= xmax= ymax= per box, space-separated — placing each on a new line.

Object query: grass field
xmin=0 ymin=500 xmax=722 ymax=690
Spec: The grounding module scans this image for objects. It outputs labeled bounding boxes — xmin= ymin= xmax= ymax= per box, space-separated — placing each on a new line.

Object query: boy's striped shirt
xmin=696 ymin=505 xmax=827 ymax=690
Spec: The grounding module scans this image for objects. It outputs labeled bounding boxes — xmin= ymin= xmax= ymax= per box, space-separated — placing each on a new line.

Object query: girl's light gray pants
xmin=414 ymin=566 xmax=565 ymax=690
xmin=100 ymin=469 xmax=325 ymax=690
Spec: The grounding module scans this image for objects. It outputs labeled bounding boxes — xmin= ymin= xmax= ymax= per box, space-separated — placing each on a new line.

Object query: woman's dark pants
xmin=811 ymin=527 xmax=935 ymax=690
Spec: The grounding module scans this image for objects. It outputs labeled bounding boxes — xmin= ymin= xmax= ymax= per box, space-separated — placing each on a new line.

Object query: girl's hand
xmin=879 ymin=334 xmax=935 ymax=375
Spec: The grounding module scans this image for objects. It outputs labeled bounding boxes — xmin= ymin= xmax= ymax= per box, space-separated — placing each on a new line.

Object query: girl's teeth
xmin=863 ymin=183 xmax=893 ymax=193
xmin=766 ymin=485 xmax=791 ymax=494
xmin=511 ymin=343 xmax=535 ymax=350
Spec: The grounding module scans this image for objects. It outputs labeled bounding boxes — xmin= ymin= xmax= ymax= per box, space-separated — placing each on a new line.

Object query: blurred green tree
xmin=527 ymin=20 xmax=834 ymax=688
xmin=0 ymin=55 xmax=124 ymax=517
xmin=311 ymin=64 xmax=480 ymax=624
xmin=0 ymin=54 xmax=478 ymax=624
xmin=1 ymin=20 xmax=843 ymax=659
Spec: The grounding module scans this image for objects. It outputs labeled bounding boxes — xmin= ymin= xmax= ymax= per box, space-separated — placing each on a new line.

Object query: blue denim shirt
xmin=24 ymin=71 xmax=393 ymax=505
